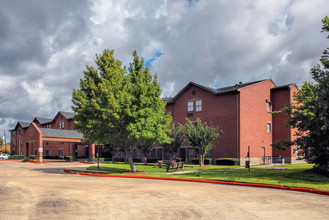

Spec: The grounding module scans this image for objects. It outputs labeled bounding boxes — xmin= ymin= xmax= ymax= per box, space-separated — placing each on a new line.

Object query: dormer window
xmin=59 ymin=121 xmax=64 ymax=129
xmin=187 ymin=101 xmax=194 ymax=112
xmin=46 ymin=124 xmax=51 ymax=129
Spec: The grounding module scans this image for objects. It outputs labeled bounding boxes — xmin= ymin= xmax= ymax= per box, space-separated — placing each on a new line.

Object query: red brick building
xmin=10 ymin=79 xmax=298 ymax=164
xmin=10 ymin=111 xmax=95 ymax=161
xmin=165 ymin=79 xmax=299 ymax=164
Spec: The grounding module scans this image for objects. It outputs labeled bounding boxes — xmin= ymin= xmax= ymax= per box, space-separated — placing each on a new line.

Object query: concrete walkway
xmin=1 ymin=161 xmax=329 ymax=219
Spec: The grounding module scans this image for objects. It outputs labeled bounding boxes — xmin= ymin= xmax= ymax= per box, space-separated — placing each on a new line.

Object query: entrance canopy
xmin=39 ymin=128 xmax=85 ymax=143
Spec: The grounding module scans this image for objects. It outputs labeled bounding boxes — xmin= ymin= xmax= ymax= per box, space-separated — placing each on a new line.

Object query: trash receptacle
xmin=245 ymin=160 xmax=250 ymax=168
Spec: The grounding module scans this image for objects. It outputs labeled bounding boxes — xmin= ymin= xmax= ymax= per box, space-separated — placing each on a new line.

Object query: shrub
xmin=95 ymin=157 xmax=105 ymax=162
xmin=64 ymin=156 xmax=72 ymax=161
xmin=8 ymin=155 xmax=24 ymax=160
xmin=192 ymin=158 xmax=212 ymax=165
xmin=29 ymin=155 xmax=37 ymax=160
xmin=147 ymin=158 xmax=158 ymax=163
xmin=104 ymin=157 xmax=112 ymax=161
xmin=133 ymin=158 xmax=142 ymax=163
xmin=59 ymin=156 xmax=64 ymax=160
xmin=114 ymin=158 xmax=125 ymax=162
xmin=175 ymin=158 xmax=182 ymax=162
xmin=44 ymin=156 xmax=60 ymax=159
xmin=216 ymin=158 xmax=239 ymax=166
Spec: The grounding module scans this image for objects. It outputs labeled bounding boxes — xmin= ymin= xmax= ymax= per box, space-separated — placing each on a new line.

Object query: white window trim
xmin=196 ymin=99 xmax=202 ymax=112
xmin=187 ymin=100 xmax=194 ymax=112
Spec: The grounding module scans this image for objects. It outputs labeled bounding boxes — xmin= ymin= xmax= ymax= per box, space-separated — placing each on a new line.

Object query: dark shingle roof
xmin=168 ymin=79 xmax=269 ymax=103
xmin=39 ymin=128 xmax=83 ymax=139
xmin=35 ymin=117 xmax=53 ymax=124
xmin=215 ymin=79 xmax=266 ymax=94
xmin=59 ymin=111 xmax=75 ymax=119
xmin=18 ymin=122 xmax=31 ymax=128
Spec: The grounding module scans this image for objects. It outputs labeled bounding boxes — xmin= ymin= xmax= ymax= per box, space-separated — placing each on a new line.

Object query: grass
xmin=84 ymin=162 xmax=329 ymax=191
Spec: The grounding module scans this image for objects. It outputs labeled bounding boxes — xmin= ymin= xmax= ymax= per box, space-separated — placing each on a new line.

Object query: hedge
xmin=216 ymin=158 xmax=239 ymax=166
xmin=8 ymin=155 xmax=24 ymax=160
xmin=146 ymin=158 xmax=158 ymax=163
xmin=114 ymin=158 xmax=125 ymax=162
xmin=192 ymin=158 xmax=212 ymax=165
xmin=29 ymin=155 xmax=37 ymax=160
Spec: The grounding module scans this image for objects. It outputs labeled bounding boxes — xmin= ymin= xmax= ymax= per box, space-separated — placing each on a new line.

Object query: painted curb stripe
xmin=63 ymin=169 xmax=329 ymax=196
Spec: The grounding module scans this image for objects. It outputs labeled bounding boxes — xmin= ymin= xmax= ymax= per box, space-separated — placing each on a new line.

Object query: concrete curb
xmin=63 ymin=169 xmax=329 ymax=196
xmin=22 ymin=161 xmax=46 ymax=164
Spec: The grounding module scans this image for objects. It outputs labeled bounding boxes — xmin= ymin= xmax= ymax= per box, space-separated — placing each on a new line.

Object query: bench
xmin=166 ymin=162 xmax=184 ymax=172
xmin=155 ymin=160 xmax=184 ymax=172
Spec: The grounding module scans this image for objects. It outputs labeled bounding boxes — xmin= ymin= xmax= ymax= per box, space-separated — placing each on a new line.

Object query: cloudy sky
xmin=0 ymin=0 xmax=328 ymax=140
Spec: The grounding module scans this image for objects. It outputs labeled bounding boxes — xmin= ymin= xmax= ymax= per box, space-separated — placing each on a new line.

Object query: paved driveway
xmin=1 ymin=161 xmax=329 ymax=220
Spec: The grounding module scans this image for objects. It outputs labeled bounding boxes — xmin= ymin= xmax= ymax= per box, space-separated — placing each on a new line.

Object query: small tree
xmin=136 ymin=143 xmax=154 ymax=164
xmin=162 ymin=124 xmax=185 ymax=161
xmin=275 ymin=17 xmax=329 ymax=175
xmin=184 ymin=118 xmax=222 ymax=166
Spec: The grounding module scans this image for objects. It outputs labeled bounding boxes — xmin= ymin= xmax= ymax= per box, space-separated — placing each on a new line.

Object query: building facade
xmin=10 ymin=79 xmax=299 ymax=164
xmin=165 ymin=79 xmax=299 ymax=164
xmin=10 ymin=111 xmax=95 ymax=161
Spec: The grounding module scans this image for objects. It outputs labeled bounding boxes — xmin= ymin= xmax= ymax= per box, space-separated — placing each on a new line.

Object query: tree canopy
xmin=277 ymin=16 xmax=329 ymax=175
xmin=184 ymin=118 xmax=222 ymax=166
xmin=72 ymin=49 xmax=172 ymax=172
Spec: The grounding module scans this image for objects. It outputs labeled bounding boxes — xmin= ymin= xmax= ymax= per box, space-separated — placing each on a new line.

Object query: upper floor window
xmin=13 ymin=131 xmax=16 ymax=136
xmin=187 ymin=101 xmax=194 ymax=112
xmin=19 ymin=130 xmax=22 ymax=135
xmin=267 ymin=122 xmax=271 ymax=133
xmin=266 ymin=99 xmax=271 ymax=112
xmin=46 ymin=124 xmax=51 ymax=129
xmin=59 ymin=121 xmax=64 ymax=129
xmin=196 ymin=99 xmax=202 ymax=112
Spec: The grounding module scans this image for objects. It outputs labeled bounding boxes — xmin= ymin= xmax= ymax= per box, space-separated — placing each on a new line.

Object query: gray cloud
xmin=0 ymin=0 xmax=328 ymax=139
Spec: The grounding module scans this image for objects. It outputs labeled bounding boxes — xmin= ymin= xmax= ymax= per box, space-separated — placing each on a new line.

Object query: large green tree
xmin=276 ymin=16 xmax=329 ymax=175
xmin=184 ymin=118 xmax=222 ymax=166
xmin=72 ymin=49 xmax=172 ymax=172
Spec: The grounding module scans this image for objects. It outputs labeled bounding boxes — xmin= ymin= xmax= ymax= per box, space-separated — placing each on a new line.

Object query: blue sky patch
xmin=145 ymin=49 xmax=164 ymax=68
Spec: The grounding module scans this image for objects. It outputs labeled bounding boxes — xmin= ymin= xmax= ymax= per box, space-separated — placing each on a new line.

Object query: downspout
xmin=236 ymin=92 xmax=240 ymax=164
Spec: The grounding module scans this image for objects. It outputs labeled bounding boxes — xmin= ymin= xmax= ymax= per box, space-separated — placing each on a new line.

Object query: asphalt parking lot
xmin=1 ymin=161 xmax=329 ymax=220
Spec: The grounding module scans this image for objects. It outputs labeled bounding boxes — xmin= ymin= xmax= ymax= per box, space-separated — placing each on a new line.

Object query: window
xmin=13 ymin=131 xmax=16 ymax=136
xmin=19 ymin=130 xmax=22 ymax=135
xmin=196 ymin=99 xmax=202 ymax=112
xmin=267 ymin=102 xmax=271 ymax=112
xmin=46 ymin=150 xmax=51 ymax=156
xmin=59 ymin=121 xmax=64 ymax=129
xmin=46 ymin=124 xmax=51 ymax=129
xmin=13 ymin=139 xmax=16 ymax=145
xmin=59 ymin=149 xmax=64 ymax=156
xmin=267 ymin=122 xmax=271 ymax=133
xmin=187 ymin=101 xmax=194 ymax=111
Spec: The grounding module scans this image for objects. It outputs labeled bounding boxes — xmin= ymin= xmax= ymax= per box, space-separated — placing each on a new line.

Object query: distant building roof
xmin=59 ymin=111 xmax=75 ymax=119
xmin=18 ymin=122 xmax=31 ymax=128
xmin=34 ymin=117 xmax=53 ymax=124
xmin=39 ymin=128 xmax=84 ymax=139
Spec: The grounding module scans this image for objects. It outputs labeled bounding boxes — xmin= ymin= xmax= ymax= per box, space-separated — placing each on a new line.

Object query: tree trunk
xmin=143 ymin=154 xmax=148 ymax=165
xmin=200 ymin=152 xmax=205 ymax=167
xmin=124 ymin=147 xmax=137 ymax=172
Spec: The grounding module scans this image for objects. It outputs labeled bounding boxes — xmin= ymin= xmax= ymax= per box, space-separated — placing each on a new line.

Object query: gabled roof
xmin=167 ymin=79 xmax=268 ymax=103
xmin=10 ymin=122 xmax=31 ymax=131
xmin=39 ymin=128 xmax=83 ymax=139
xmin=34 ymin=117 xmax=53 ymax=125
xmin=59 ymin=111 xmax=75 ymax=119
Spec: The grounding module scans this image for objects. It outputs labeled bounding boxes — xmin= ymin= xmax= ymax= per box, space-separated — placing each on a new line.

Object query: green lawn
xmin=84 ymin=162 xmax=329 ymax=191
